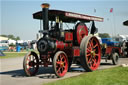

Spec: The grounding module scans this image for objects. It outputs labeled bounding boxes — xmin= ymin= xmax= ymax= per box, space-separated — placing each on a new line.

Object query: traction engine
xmin=23 ymin=3 xmax=103 ymax=77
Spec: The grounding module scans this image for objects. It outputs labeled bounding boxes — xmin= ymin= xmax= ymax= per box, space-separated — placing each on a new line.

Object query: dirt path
xmin=0 ymin=57 xmax=128 ymax=85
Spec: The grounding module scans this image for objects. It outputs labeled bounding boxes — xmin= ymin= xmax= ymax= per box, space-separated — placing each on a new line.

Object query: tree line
xmin=0 ymin=34 xmax=20 ymax=40
xmin=99 ymin=33 xmax=110 ymax=38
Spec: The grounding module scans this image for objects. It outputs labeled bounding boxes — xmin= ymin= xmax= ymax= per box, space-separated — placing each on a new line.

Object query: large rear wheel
xmin=53 ymin=51 xmax=68 ymax=78
xmin=23 ymin=51 xmax=39 ymax=76
xmin=80 ymin=36 xmax=101 ymax=71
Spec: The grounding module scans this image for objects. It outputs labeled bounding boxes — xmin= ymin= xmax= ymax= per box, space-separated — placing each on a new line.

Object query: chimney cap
xmin=41 ymin=3 xmax=50 ymax=8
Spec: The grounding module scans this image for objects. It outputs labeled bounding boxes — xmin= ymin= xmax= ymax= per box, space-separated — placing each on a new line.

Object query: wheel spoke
xmin=63 ymin=60 xmax=66 ymax=64
xmin=26 ymin=64 xmax=29 ymax=66
xmin=56 ymin=65 xmax=59 ymax=68
xmin=57 ymin=56 xmax=61 ymax=61
xmin=88 ymin=43 xmax=92 ymax=49
xmin=61 ymin=56 xmax=64 ymax=61
xmin=86 ymin=53 xmax=91 ymax=57
xmin=57 ymin=61 xmax=61 ymax=65
xmin=87 ymin=48 xmax=91 ymax=53
xmin=95 ymin=53 xmax=100 ymax=57
xmin=90 ymin=39 xmax=94 ymax=47
xmin=92 ymin=59 xmax=97 ymax=67
xmin=93 ymin=58 xmax=96 ymax=64
xmin=27 ymin=58 xmax=30 ymax=62
xmin=88 ymin=56 xmax=92 ymax=63
xmin=93 ymin=49 xmax=96 ymax=52
xmin=90 ymin=62 xmax=93 ymax=68
xmin=93 ymin=44 xmax=98 ymax=48
xmin=27 ymin=66 xmax=31 ymax=71
xmin=61 ymin=67 xmax=64 ymax=71
xmin=90 ymin=59 xmax=95 ymax=68
xmin=57 ymin=67 xmax=61 ymax=73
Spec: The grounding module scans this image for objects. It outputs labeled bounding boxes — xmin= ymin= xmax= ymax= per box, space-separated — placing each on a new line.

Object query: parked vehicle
xmin=23 ymin=3 xmax=103 ymax=77
xmin=101 ymin=38 xmax=121 ymax=65
xmin=121 ymin=40 xmax=128 ymax=57
xmin=0 ymin=40 xmax=9 ymax=51
xmin=101 ymin=38 xmax=120 ymax=46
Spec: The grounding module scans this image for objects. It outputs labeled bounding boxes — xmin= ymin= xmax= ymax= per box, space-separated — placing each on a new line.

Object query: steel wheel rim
xmin=86 ymin=37 xmax=101 ymax=70
xmin=56 ymin=53 xmax=68 ymax=77
xmin=26 ymin=53 xmax=38 ymax=75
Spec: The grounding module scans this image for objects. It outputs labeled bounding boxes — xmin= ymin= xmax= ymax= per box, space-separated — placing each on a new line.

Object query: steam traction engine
xmin=23 ymin=3 xmax=104 ymax=77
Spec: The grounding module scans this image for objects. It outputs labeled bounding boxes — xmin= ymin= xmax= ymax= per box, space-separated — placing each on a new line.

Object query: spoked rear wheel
xmin=80 ymin=36 xmax=101 ymax=71
xmin=53 ymin=51 xmax=68 ymax=78
xmin=23 ymin=51 xmax=39 ymax=76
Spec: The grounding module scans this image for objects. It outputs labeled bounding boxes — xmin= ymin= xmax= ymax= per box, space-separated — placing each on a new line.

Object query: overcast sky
xmin=1 ymin=0 xmax=128 ymax=40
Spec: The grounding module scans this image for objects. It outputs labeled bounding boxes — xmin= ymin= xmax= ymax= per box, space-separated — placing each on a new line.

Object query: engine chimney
xmin=41 ymin=3 xmax=50 ymax=31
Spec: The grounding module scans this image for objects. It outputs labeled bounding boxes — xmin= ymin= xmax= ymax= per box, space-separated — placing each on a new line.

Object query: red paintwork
xmin=106 ymin=47 xmax=112 ymax=55
xmin=56 ymin=52 xmax=68 ymax=77
xmin=56 ymin=41 xmax=64 ymax=50
xmin=76 ymin=24 xmax=88 ymax=44
xmin=56 ymin=41 xmax=72 ymax=50
xmin=73 ymin=47 xmax=80 ymax=56
xmin=106 ymin=46 xmax=122 ymax=55
xmin=86 ymin=37 xmax=101 ymax=70
xmin=65 ymin=32 xmax=73 ymax=41
xmin=65 ymin=12 xmax=104 ymax=22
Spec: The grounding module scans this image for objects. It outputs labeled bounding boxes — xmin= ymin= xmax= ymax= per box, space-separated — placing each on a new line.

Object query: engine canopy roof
xmin=33 ymin=9 xmax=104 ymax=23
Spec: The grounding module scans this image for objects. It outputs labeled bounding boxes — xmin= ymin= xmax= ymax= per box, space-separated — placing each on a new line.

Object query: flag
xmin=110 ymin=8 xmax=113 ymax=13
xmin=94 ymin=8 xmax=96 ymax=13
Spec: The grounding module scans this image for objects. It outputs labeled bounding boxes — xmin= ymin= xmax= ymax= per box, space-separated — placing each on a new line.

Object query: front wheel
xmin=53 ymin=51 xmax=68 ymax=78
xmin=23 ymin=51 xmax=39 ymax=76
xmin=112 ymin=52 xmax=119 ymax=65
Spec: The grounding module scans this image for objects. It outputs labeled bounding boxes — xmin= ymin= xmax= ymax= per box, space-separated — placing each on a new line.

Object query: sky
xmin=1 ymin=0 xmax=128 ymax=40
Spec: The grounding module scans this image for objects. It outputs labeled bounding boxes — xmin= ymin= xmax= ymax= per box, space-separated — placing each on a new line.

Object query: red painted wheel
xmin=80 ymin=36 xmax=101 ymax=71
xmin=23 ymin=51 xmax=39 ymax=76
xmin=53 ymin=51 xmax=68 ymax=78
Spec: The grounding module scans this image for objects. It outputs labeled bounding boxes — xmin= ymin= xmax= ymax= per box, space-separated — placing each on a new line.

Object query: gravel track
xmin=0 ymin=57 xmax=128 ymax=85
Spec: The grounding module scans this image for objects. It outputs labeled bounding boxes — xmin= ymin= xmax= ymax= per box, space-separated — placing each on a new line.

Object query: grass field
xmin=0 ymin=49 xmax=39 ymax=59
xmin=0 ymin=52 xmax=27 ymax=59
xmin=44 ymin=67 xmax=128 ymax=85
